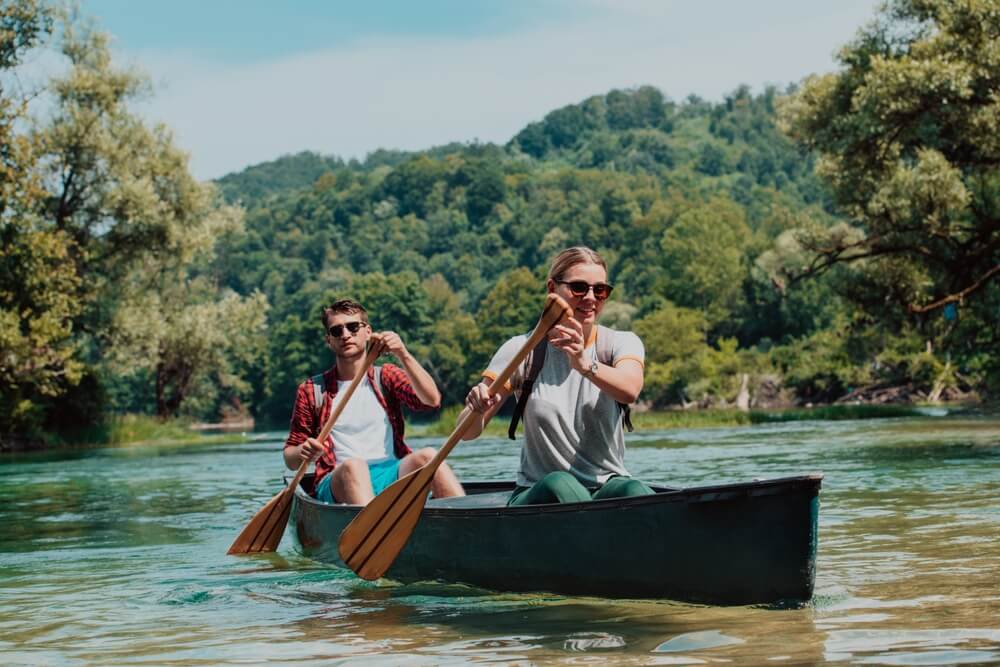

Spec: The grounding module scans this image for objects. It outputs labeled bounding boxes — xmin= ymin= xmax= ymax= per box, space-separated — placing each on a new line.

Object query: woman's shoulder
xmin=496 ymin=333 xmax=530 ymax=356
xmin=596 ymin=326 xmax=644 ymax=358
xmin=597 ymin=325 xmax=642 ymax=343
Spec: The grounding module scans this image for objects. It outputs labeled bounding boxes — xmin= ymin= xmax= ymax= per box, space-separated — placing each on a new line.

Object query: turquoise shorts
xmin=315 ymin=458 xmax=401 ymax=504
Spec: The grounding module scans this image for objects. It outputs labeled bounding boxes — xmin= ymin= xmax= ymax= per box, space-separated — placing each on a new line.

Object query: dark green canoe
xmin=289 ymin=473 xmax=821 ymax=605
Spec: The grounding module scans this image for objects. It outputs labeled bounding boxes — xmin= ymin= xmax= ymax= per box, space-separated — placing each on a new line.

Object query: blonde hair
xmin=547 ymin=246 xmax=608 ymax=282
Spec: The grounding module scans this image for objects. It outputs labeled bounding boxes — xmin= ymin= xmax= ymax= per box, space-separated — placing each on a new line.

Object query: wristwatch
xmin=586 ymin=359 xmax=599 ymax=379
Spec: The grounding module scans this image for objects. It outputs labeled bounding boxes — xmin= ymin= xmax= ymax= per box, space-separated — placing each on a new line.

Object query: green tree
xmin=632 ymin=302 xmax=708 ymax=405
xmin=779 ymin=0 xmax=1000 ymax=318
xmin=472 ymin=267 xmax=544 ymax=368
xmin=107 ymin=277 xmax=268 ymax=419
xmin=660 ymin=196 xmax=752 ymax=325
xmin=0 ymin=0 xmax=80 ymax=440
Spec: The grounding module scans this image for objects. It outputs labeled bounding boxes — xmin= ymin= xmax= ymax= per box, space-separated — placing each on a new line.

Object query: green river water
xmin=1 ymin=414 xmax=998 ymax=665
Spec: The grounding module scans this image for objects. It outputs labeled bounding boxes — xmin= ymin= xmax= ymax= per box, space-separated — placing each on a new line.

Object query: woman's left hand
xmin=547 ymin=317 xmax=589 ymax=374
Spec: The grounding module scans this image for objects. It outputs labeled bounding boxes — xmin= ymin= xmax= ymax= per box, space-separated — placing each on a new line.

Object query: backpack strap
xmin=507 ymin=340 xmax=547 ymax=440
xmin=311 ymin=373 xmax=326 ymax=423
xmin=595 ymin=326 xmax=634 ymax=432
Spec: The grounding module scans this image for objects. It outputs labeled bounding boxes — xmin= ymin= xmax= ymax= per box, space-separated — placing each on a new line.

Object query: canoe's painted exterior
xmin=289 ymin=474 xmax=822 ymax=605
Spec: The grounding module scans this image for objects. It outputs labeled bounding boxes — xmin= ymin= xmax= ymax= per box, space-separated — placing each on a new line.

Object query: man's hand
xmin=371 ymin=331 xmax=407 ymax=359
xmin=299 ymin=437 xmax=325 ymax=463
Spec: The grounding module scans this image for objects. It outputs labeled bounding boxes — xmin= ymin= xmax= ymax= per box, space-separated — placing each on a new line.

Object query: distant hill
xmin=211 ymin=84 xmax=849 ymax=420
xmin=215 ymin=151 xmax=346 ymax=204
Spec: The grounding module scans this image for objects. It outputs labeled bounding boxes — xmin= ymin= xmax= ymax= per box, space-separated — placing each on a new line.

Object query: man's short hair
xmin=321 ymin=299 xmax=369 ymax=329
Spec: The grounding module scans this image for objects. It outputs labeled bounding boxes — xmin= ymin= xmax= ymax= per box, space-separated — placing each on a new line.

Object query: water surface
xmin=1 ymin=415 xmax=998 ymax=664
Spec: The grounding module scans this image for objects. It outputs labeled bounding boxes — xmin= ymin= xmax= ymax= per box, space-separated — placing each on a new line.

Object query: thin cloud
xmin=123 ymin=2 xmax=879 ymax=180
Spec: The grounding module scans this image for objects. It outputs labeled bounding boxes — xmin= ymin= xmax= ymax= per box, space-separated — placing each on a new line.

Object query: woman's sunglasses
xmin=327 ymin=321 xmax=366 ymax=337
xmin=554 ymin=279 xmax=614 ymax=301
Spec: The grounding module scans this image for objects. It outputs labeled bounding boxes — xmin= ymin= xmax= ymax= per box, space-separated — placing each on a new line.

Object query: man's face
xmin=325 ymin=312 xmax=371 ymax=358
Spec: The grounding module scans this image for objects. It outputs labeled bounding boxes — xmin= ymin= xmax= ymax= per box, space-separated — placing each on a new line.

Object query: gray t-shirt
xmin=484 ymin=327 xmax=645 ymax=488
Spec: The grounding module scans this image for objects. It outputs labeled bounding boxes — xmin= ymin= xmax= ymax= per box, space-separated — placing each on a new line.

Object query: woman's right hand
xmin=300 ymin=437 xmax=325 ymax=462
xmin=465 ymin=381 xmax=500 ymax=413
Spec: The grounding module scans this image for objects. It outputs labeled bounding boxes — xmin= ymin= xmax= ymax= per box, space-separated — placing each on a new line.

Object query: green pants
xmin=508 ymin=471 xmax=654 ymax=506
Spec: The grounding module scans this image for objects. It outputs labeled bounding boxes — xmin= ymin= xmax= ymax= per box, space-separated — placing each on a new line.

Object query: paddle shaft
xmin=338 ymin=293 xmax=573 ymax=579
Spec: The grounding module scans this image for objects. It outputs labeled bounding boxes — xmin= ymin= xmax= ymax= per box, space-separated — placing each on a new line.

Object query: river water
xmin=1 ymin=414 xmax=998 ymax=665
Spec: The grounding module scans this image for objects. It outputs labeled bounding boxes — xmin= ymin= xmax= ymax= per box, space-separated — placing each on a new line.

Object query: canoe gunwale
xmin=290 ymin=473 xmax=823 ymax=518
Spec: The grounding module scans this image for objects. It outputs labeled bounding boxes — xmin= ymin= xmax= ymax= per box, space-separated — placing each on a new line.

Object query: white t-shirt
xmin=328 ymin=377 xmax=394 ymax=463
xmin=484 ymin=327 xmax=645 ymax=488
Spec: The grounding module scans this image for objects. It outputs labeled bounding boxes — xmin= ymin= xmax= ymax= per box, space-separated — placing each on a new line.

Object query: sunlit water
xmin=1 ymin=415 xmax=998 ymax=665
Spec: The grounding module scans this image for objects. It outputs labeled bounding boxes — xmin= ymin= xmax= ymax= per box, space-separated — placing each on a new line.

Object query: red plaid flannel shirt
xmin=284 ymin=363 xmax=435 ymax=487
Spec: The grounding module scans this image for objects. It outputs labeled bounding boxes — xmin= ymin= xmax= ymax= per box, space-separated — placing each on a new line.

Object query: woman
xmin=462 ymin=246 xmax=653 ymax=505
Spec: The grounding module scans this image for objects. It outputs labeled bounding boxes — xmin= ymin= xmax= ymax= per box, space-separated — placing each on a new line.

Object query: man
xmin=284 ymin=299 xmax=465 ymax=504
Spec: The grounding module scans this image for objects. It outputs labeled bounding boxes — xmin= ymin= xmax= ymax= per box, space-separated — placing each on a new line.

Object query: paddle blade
xmin=227 ymin=485 xmax=294 ymax=555
xmin=338 ymin=465 xmax=435 ymax=580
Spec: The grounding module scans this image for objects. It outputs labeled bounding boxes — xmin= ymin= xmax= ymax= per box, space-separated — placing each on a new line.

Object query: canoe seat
xmin=426 ymin=491 xmax=511 ymax=509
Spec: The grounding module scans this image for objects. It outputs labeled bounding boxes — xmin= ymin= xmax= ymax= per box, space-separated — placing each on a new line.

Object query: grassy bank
xmin=33 ymin=414 xmax=252 ymax=450
xmin=412 ymin=403 xmax=936 ymax=438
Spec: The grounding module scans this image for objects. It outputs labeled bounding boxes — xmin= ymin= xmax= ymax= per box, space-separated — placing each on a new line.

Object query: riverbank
xmin=4 ymin=402 xmax=983 ymax=454
xmin=0 ymin=414 xmax=252 ymax=454
xmin=409 ymin=403 xmax=946 ymax=438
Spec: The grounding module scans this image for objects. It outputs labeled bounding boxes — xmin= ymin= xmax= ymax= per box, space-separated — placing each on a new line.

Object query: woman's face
xmin=548 ymin=262 xmax=610 ymax=327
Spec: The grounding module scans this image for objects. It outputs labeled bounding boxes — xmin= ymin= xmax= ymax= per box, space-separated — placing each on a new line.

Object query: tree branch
xmin=907 ymin=263 xmax=1000 ymax=314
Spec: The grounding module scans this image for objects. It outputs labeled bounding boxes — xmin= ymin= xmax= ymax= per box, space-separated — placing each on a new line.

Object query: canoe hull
xmin=289 ymin=475 xmax=821 ymax=605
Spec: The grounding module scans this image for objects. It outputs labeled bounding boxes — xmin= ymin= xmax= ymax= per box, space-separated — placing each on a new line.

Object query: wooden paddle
xmin=227 ymin=341 xmax=383 ymax=555
xmin=338 ymin=293 xmax=573 ymax=580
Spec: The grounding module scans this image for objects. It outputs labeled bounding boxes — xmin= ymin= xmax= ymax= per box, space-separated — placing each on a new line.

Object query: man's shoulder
xmin=297 ymin=367 xmax=336 ymax=392
xmin=376 ymin=363 xmax=407 ymax=386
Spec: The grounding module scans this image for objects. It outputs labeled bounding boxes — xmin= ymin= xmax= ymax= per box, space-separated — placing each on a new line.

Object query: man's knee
xmin=411 ymin=447 xmax=436 ymax=466
xmin=333 ymin=458 xmax=368 ymax=482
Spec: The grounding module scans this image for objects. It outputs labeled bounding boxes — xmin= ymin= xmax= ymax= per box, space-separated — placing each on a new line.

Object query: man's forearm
xmin=398 ymin=352 xmax=441 ymax=407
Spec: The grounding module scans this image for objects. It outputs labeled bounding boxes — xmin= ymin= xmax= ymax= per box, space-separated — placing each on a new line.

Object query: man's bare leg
xmin=330 ymin=458 xmax=375 ymax=505
xmin=399 ymin=448 xmax=465 ymax=498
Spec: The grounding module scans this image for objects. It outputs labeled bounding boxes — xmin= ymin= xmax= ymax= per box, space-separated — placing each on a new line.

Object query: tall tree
xmin=779 ymin=0 xmax=1000 ymax=318
xmin=0 ymin=0 xmax=80 ymax=440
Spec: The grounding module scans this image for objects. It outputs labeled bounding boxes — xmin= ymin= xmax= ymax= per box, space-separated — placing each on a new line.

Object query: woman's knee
xmin=594 ymin=476 xmax=654 ymax=499
xmin=539 ymin=471 xmax=590 ymax=503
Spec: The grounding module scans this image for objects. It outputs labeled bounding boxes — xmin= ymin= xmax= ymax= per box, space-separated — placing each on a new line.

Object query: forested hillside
xmin=4 ymin=0 xmax=995 ymax=446
xmin=213 ymin=81 xmax=994 ymax=426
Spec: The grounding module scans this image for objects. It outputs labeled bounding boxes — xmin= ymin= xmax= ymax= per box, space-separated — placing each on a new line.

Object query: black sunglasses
xmin=327 ymin=321 xmax=366 ymax=337
xmin=554 ymin=279 xmax=614 ymax=300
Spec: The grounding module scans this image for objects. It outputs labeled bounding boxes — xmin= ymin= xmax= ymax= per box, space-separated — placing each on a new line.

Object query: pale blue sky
xmin=76 ymin=0 xmax=882 ymax=180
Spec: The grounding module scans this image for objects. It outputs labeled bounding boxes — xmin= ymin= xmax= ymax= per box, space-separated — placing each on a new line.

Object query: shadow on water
xmin=271 ymin=580 xmax=826 ymax=663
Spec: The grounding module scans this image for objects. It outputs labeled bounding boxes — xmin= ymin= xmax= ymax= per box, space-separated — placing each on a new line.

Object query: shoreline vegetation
xmin=411 ymin=403 xmax=954 ymax=438
xmin=0 ymin=415 xmax=253 ymax=454
xmin=2 ymin=403 xmax=977 ymax=454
